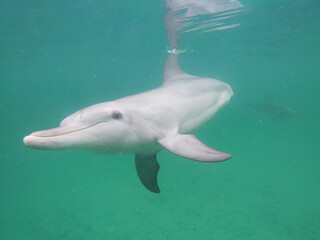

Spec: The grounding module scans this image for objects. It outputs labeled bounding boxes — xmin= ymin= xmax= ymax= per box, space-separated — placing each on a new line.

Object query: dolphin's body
xmin=24 ymin=54 xmax=233 ymax=193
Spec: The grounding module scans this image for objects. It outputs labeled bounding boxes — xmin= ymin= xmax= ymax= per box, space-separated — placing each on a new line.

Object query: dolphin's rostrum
xmin=24 ymin=54 xmax=233 ymax=193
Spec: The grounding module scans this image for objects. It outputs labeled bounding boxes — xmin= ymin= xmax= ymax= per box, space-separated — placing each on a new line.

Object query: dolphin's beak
xmin=23 ymin=134 xmax=52 ymax=150
xmin=29 ymin=126 xmax=72 ymax=137
xmin=23 ymin=125 xmax=88 ymax=150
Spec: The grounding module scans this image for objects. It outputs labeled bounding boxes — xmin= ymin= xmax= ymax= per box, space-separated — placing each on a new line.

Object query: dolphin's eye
xmin=111 ymin=111 xmax=123 ymax=120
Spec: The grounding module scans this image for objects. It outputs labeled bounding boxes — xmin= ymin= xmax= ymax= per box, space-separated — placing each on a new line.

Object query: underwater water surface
xmin=1 ymin=0 xmax=320 ymax=239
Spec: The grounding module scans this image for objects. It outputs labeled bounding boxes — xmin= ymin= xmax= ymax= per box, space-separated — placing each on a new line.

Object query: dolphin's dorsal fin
xmin=135 ymin=154 xmax=160 ymax=193
xmin=158 ymin=134 xmax=232 ymax=162
xmin=163 ymin=54 xmax=191 ymax=84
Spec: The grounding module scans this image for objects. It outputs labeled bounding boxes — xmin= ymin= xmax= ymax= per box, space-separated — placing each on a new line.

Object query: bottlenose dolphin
xmin=24 ymin=54 xmax=233 ymax=193
xmin=245 ymin=95 xmax=294 ymax=120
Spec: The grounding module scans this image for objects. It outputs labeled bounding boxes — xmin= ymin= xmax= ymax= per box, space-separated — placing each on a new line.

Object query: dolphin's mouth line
xmin=31 ymin=126 xmax=90 ymax=137
xmin=30 ymin=121 xmax=108 ymax=138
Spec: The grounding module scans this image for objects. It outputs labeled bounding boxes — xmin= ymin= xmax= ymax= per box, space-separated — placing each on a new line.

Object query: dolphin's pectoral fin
xmin=158 ymin=134 xmax=232 ymax=162
xmin=135 ymin=154 xmax=160 ymax=193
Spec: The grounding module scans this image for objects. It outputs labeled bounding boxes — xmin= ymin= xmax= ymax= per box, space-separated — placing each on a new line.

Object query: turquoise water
xmin=1 ymin=0 xmax=320 ymax=239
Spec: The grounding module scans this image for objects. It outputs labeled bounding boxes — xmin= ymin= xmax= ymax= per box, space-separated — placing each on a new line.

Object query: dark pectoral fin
xmin=135 ymin=154 xmax=160 ymax=193
xmin=158 ymin=134 xmax=232 ymax=162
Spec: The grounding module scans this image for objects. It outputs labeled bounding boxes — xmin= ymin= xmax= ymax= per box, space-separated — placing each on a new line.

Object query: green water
xmin=1 ymin=0 xmax=320 ymax=239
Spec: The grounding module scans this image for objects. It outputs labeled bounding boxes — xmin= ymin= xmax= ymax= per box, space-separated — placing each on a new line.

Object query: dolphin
xmin=23 ymin=54 xmax=233 ymax=193
xmin=245 ymin=94 xmax=294 ymax=120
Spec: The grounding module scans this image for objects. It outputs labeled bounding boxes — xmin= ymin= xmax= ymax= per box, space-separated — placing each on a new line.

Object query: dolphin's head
xmin=23 ymin=102 xmax=135 ymax=154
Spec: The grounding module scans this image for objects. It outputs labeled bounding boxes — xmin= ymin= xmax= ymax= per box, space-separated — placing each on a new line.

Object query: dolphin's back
xmin=118 ymin=76 xmax=232 ymax=134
